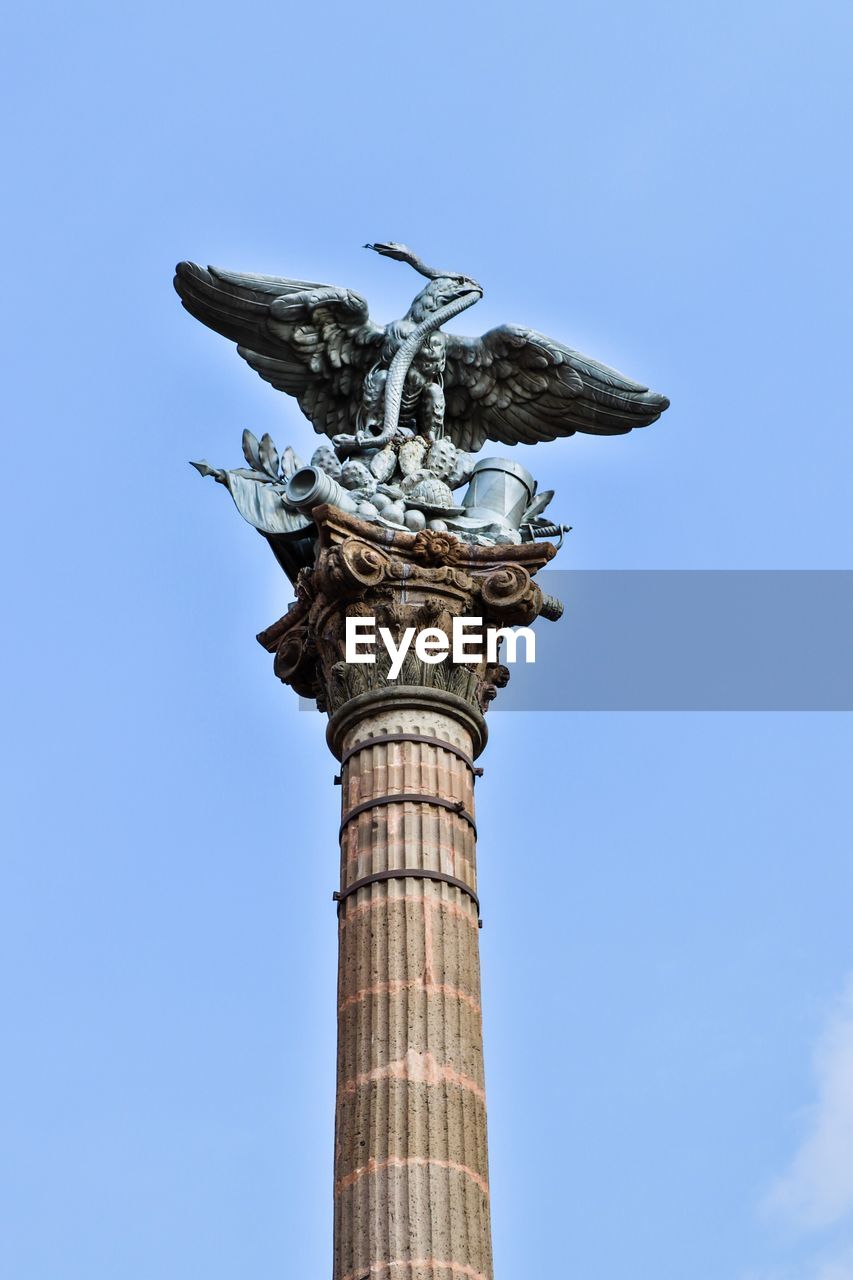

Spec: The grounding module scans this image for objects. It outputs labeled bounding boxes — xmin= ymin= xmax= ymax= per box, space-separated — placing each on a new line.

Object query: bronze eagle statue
xmin=174 ymin=242 xmax=669 ymax=457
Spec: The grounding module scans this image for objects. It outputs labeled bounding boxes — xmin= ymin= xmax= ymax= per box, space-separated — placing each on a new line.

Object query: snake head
xmin=365 ymin=243 xmax=480 ymax=296
xmin=364 ymin=242 xmax=418 ymax=264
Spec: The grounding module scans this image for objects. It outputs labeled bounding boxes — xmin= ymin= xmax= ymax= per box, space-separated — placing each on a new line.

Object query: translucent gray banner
xmin=497 ymin=570 xmax=853 ymax=711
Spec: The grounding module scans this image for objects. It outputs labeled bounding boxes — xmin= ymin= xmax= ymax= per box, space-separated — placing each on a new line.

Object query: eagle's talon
xmin=332 ymin=432 xmax=360 ymax=458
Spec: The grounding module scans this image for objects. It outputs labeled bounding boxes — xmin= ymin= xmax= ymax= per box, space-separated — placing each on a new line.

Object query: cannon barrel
xmin=285 ymin=467 xmax=359 ymax=515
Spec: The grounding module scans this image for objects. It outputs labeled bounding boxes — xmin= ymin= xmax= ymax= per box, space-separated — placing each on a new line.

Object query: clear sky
xmin=3 ymin=1 xmax=852 ymax=1277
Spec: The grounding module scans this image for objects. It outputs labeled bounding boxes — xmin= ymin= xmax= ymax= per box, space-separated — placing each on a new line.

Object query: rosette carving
xmin=411 ymin=529 xmax=461 ymax=566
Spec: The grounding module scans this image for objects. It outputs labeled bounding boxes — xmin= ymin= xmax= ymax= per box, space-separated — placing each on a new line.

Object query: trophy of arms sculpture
xmin=174 ymin=242 xmax=669 ymax=581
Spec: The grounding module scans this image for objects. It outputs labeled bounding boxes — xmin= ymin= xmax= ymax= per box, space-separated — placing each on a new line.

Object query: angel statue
xmin=174 ymin=243 xmax=669 ymax=564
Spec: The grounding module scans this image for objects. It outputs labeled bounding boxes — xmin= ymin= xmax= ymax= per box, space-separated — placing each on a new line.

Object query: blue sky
xmin=2 ymin=1 xmax=852 ymax=1277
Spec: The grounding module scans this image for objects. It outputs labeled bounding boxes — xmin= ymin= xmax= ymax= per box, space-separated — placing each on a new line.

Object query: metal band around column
xmin=334 ymin=867 xmax=481 ymax=917
xmin=339 ymin=792 xmax=478 ymax=841
xmin=341 ymin=732 xmax=484 ymax=778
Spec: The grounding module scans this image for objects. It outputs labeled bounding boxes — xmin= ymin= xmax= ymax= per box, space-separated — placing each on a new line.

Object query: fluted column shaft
xmin=333 ymin=701 xmax=492 ymax=1280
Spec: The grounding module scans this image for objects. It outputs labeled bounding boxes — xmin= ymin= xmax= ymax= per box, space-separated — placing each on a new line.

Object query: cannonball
xmin=383 ymin=503 xmax=406 ymax=525
xmin=403 ymin=508 xmax=427 ymax=532
xmin=357 ymin=501 xmax=379 ymax=519
xmin=427 ymin=519 xmax=448 ymax=532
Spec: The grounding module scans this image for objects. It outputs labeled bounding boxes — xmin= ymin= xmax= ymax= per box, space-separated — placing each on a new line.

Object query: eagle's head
xmin=406 ymin=273 xmax=483 ymax=323
xmin=365 ymin=241 xmax=483 ymax=321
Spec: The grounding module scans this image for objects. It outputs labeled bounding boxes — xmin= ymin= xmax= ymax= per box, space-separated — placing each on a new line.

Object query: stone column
xmin=330 ymin=690 xmax=489 ymax=1280
xmin=257 ymin=508 xmax=556 ymax=1280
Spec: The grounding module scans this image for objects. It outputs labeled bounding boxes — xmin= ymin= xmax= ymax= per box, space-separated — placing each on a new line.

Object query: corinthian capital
xmin=256 ymin=505 xmax=559 ymax=717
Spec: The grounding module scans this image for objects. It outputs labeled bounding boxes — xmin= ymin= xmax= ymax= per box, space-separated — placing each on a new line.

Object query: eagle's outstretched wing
xmin=174 ymin=263 xmax=385 ymax=439
xmin=444 ymin=325 xmax=670 ymax=453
